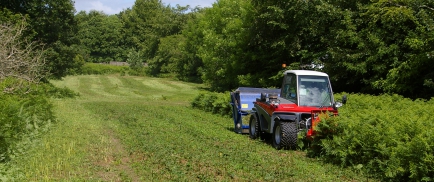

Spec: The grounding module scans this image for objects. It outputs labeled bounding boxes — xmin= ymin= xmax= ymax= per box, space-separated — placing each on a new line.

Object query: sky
xmin=73 ymin=0 xmax=216 ymax=15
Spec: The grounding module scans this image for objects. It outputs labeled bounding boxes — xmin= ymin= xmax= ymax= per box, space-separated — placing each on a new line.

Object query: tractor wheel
xmin=272 ymin=120 xmax=283 ymax=150
xmin=281 ymin=121 xmax=298 ymax=150
xmin=249 ymin=114 xmax=260 ymax=139
xmin=272 ymin=120 xmax=298 ymax=150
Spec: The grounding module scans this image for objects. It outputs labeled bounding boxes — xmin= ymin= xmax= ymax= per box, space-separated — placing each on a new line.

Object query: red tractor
xmin=230 ymin=70 xmax=346 ymax=149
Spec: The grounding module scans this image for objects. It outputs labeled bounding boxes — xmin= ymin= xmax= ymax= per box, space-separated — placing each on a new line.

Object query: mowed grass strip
xmin=12 ymin=99 xmax=135 ymax=181
xmin=84 ymin=101 xmax=373 ymax=181
xmin=99 ymin=75 xmax=129 ymax=97
xmin=13 ymin=75 xmax=376 ymax=181
xmin=136 ymin=78 xmax=178 ymax=92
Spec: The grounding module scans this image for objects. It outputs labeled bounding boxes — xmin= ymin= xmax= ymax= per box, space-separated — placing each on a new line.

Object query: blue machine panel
xmin=230 ymin=87 xmax=280 ymax=134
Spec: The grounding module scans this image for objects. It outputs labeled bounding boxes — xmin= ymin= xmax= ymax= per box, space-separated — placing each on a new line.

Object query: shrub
xmin=0 ymin=78 xmax=57 ymax=162
xmin=310 ymin=93 xmax=434 ymax=181
xmin=126 ymin=49 xmax=144 ymax=70
xmin=191 ymin=91 xmax=232 ymax=116
xmin=127 ymin=67 xmax=147 ymax=76
xmin=77 ymin=62 xmax=152 ymax=77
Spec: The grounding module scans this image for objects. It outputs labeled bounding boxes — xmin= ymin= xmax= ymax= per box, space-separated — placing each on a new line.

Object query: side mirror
xmin=260 ymin=93 xmax=267 ymax=102
xmin=342 ymin=95 xmax=347 ymax=104
xmin=333 ymin=95 xmax=347 ymax=110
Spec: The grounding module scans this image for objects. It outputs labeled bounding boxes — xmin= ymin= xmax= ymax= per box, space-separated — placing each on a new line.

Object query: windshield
xmin=298 ymin=75 xmax=332 ymax=107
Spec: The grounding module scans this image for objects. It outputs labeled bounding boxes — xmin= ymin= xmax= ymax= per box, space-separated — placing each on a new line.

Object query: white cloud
xmin=74 ymin=0 xmax=135 ymax=14
xmin=163 ymin=0 xmax=215 ymax=8
xmin=89 ymin=1 xmax=117 ymax=14
xmin=74 ymin=0 xmax=215 ymax=15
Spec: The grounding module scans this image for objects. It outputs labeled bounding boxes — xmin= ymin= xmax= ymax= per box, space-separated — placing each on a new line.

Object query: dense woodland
xmin=1 ymin=0 xmax=433 ymax=98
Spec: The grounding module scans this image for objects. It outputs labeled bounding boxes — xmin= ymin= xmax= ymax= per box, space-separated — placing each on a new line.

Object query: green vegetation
xmin=312 ymin=94 xmax=434 ymax=181
xmin=3 ymin=75 xmax=374 ymax=181
xmin=2 ymin=0 xmax=433 ymax=97
xmin=0 ymin=0 xmax=433 ymax=181
xmin=0 ymin=78 xmax=76 ymax=180
xmin=79 ymin=63 xmax=127 ymax=75
xmin=188 ymin=90 xmax=434 ymax=181
xmin=0 ymin=15 xmax=77 ymax=177
xmin=191 ymin=91 xmax=232 ymax=116
xmin=70 ymin=0 xmax=434 ymax=98
xmin=75 ymin=10 xmax=127 ymax=63
xmin=77 ymin=63 xmax=151 ymax=77
xmin=0 ymin=0 xmax=81 ymax=79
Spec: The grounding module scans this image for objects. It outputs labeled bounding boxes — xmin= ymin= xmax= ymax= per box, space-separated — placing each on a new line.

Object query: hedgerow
xmin=78 ymin=63 xmax=127 ymax=75
xmin=191 ymin=91 xmax=232 ymax=116
xmin=311 ymin=93 xmax=434 ymax=181
xmin=77 ymin=62 xmax=152 ymax=77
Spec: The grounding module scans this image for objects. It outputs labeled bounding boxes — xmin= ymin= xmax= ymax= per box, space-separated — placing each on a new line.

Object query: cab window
xmin=281 ymin=73 xmax=297 ymax=103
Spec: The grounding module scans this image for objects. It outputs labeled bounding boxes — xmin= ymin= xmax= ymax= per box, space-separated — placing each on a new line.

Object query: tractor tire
xmin=281 ymin=121 xmax=298 ymax=150
xmin=272 ymin=120 xmax=298 ymax=150
xmin=249 ymin=114 xmax=260 ymax=139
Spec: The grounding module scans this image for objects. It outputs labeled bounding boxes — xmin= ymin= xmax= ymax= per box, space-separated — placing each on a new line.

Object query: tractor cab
xmin=281 ymin=70 xmax=335 ymax=108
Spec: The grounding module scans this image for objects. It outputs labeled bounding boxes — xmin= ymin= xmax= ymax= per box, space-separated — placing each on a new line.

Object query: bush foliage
xmin=77 ymin=63 xmax=150 ymax=76
xmin=311 ymin=93 xmax=434 ymax=181
xmin=191 ymin=91 xmax=232 ymax=116
xmin=0 ymin=77 xmax=77 ymax=162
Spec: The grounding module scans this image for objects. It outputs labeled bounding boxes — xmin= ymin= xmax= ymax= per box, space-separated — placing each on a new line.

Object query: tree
xmin=0 ymin=0 xmax=81 ymax=78
xmin=0 ymin=18 xmax=47 ymax=85
xmin=120 ymin=0 xmax=190 ymax=70
xmin=246 ymin=0 xmax=332 ymax=88
xmin=148 ymin=35 xmax=184 ymax=75
xmin=320 ymin=0 xmax=434 ymax=98
xmin=247 ymin=0 xmax=434 ymax=98
xmin=196 ymin=0 xmax=254 ymax=91
xmin=174 ymin=8 xmax=206 ymax=83
xmin=75 ymin=10 xmax=126 ymax=63
xmin=120 ymin=0 xmax=166 ymax=60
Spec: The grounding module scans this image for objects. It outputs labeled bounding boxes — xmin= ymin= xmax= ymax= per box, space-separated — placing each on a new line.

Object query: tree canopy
xmin=0 ymin=0 xmax=81 ymax=78
xmin=75 ymin=10 xmax=126 ymax=63
xmin=2 ymin=0 xmax=433 ymax=98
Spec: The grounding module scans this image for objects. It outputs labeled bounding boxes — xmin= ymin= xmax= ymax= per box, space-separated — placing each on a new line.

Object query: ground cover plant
xmin=5 ymin=75 xmax=375 ymax=181
xmin=312 ymin=93 xmax=434 ymax=181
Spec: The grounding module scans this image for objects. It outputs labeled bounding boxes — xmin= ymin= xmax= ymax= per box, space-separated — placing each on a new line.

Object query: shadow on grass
xmin=196 ymin=86 xmax=212 ymax=92
xmin=224 ymin=125 xmax=276 ymax=148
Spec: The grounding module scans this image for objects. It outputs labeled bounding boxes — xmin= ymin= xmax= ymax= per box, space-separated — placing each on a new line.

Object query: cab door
xmin=281 ymin=73 xmax=297 ymax=104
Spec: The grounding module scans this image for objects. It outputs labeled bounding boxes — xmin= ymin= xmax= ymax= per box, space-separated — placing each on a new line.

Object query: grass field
xmin=11 ymin=74 xmax=376 ymax=181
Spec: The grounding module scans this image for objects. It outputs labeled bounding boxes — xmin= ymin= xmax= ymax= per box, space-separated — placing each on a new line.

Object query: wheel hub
xmin=274 ymin=125 xmax=281 ymax=145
